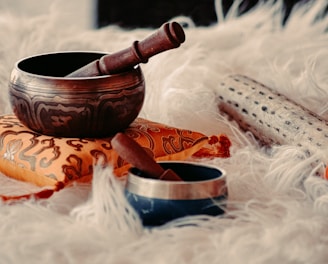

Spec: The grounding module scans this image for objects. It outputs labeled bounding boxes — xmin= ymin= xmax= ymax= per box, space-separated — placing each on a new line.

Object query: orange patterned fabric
xmin=0 ymin=114 xmax=231 ymax=193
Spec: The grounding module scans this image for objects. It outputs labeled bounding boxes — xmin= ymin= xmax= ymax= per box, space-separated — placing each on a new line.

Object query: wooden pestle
xmin=67 ymin=21 xmax=185 ymax=77
xmin=111 ymin=133 xmax=182 ymax=181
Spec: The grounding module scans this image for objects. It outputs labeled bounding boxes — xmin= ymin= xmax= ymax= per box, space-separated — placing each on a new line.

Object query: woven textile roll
xmin=217 ymin=75 xmax=328 ymax=162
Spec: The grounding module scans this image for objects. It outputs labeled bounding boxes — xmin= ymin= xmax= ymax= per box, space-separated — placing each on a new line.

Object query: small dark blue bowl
xmin=125 ymin=161 xmax=226 ymax=226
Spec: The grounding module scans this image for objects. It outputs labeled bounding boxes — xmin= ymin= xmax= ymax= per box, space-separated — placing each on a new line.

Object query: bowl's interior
xmin=17 ymin=52 xmax=106 ymax=77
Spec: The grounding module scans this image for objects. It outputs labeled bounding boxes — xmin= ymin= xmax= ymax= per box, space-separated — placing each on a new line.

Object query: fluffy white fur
xmin=1 ymin=0 xmax=328 ymax=263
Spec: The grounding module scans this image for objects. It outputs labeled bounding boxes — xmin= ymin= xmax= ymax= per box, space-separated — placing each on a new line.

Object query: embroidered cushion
xmin=0 ymin=114 xmax=231 ymax=193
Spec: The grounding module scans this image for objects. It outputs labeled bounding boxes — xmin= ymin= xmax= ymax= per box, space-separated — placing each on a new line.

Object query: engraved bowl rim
xmin=11 ymin=51 xmax=145 ymax=92
xmin=13 ymin=50 xmax=143 ymax=80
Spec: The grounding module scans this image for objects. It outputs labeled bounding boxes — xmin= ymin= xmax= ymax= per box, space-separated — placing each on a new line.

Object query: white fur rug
xmin=1 ymin=0 xmax=328 ymax=263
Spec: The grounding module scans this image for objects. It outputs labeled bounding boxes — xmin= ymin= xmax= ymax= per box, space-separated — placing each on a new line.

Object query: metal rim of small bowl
xmin=125 ymin=161 xmax=226 ymax=200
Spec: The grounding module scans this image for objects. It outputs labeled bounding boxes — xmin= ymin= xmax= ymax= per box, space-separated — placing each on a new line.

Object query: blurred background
xmin=0 ymin=0 xmax=319 ymax=30
xmin=97 ymin=0 xmax=308 ymax=28
xmin=0 ymin=0 xmax=94 ymax=29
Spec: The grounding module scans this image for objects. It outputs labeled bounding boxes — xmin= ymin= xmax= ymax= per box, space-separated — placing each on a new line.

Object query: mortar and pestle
xmin=111 ymin=133 xmax=227 ymax=226
xmin=9 ymin=22 xmax=185 ymax=137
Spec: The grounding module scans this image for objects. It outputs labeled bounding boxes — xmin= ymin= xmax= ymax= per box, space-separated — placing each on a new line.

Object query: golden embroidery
xmin=4 ymin=139 xmax=23 ymax=161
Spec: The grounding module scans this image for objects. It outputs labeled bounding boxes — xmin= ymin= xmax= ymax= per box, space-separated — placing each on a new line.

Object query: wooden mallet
xmin=67 ymin=21 xmax=185 ymax=77
xmin=111 ymin=132 xmax=182 ymax=181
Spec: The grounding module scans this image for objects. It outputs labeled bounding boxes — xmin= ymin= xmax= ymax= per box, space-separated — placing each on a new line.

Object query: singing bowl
xmin=125 ymin=161 xmax=227 ymax=226
xmin=9 ymin=51 xmax=145 ymax=138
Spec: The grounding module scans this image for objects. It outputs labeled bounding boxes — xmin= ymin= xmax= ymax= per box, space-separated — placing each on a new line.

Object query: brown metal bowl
xmin=9 ymin=51 xmax=145 ymax=138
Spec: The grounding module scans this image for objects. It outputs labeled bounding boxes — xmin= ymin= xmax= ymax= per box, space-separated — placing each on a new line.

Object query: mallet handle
xmin=67 ymin=22 xmax=185 ymax=77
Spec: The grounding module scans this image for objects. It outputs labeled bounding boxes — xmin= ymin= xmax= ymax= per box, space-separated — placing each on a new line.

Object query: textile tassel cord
xmin=217 ymin=74 xmax=328 ymax=178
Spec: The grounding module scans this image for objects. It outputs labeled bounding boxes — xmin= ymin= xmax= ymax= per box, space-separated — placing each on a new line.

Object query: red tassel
xmin=0 ymin=181 xmax=65 ymax=203
xmin=192 ymin=135 xmax=231 ymax=159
